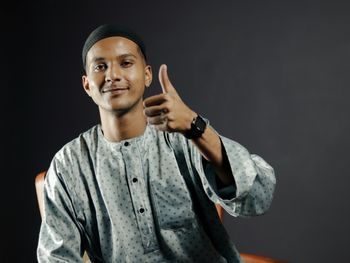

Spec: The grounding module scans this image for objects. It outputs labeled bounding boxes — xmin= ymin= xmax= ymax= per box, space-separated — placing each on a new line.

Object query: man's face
xmin=82 ymin=36 xmax=152 ymax=115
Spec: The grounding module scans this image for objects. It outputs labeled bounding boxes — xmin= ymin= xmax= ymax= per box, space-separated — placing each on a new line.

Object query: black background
xmin=2 ymin=0 xmax=350 ymax=262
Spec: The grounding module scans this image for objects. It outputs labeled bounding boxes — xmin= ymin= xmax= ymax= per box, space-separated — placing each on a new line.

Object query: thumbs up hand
xmin=143 ymin=64 xmax=197 ymax=134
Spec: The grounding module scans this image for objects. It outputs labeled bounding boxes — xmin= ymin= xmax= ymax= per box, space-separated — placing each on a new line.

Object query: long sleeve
xmin=188 ymin=133 xmax=276 ymax=218
xmin=37 ymin=159 xmax=85 ymax=263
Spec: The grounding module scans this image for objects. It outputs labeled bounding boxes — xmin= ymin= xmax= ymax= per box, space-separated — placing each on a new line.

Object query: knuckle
xmin=164 ymin=102 xmax=172 ymax=111
xmin=157 ymin=106 xmax=164 ymax=114
xmin=144 ymin=108 xmax=151 ymax=116
xmin=163 ymin=93 xmax=171 ymax=101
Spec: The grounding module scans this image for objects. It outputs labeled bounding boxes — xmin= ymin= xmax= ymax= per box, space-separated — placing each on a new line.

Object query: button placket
xmin=122 ymin=141 xmax=157 ymax=251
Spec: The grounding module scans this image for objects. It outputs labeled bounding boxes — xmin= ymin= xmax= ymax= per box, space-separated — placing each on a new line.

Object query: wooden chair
xmin=214 ymin=203 xmax=287 ymax=263
xmin=36 ymin=171 xmax=286 ymax=263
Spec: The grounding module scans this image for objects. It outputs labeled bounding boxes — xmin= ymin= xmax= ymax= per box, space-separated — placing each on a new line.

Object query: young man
xmin=37 ymin=24 xmax=276 ymax=263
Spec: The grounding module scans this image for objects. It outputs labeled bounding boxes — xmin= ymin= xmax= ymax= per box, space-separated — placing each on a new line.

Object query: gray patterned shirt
xmin=37 ymin=124 xmax=276 ymax=263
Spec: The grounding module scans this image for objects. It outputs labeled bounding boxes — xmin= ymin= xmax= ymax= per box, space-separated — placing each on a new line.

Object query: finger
xmin=147 ymin=114 xmax=167 ymax=125
xmin=159 ymin=64 xmax=175 ymax=94
xmin=144 ymin=105 xmax=168 ymax=117
xmin=154 ymin=123 xmax=167 ymax=131
xmin=143 ymin=93 xmax=168 ymax=107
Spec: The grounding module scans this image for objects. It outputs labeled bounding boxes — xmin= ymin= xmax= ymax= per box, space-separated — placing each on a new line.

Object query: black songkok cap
xmin=82 ymin=24 xmax=147 ymax=69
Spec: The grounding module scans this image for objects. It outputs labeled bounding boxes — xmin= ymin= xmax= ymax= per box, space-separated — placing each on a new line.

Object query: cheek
xmin=128 ymin=66 xmax=145 ymax=83
xmin=127 ymin=72 xmax=140 ymax=82
xmin=89 ymin=76 xmax=104 ymax=89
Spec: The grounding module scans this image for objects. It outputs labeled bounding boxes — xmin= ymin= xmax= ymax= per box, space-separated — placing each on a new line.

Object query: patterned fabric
xmin=37 ymin=124 xmax=276 ymax=263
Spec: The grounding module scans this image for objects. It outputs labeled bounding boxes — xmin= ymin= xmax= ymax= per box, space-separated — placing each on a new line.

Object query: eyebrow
xmin=91 ymin=53 xmax=137 ymax=63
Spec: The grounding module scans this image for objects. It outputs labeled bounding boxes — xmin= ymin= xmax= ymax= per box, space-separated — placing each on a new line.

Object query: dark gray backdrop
xmin=3 ymin=0 xmax=349 ymax=262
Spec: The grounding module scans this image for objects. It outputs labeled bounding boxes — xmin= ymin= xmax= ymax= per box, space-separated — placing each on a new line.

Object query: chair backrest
xmin=35 ymin=171 xmax=287 ymax=263
xmin=35 ymin=171 xmax=46 ymax=218
xmin=215 ymin=203 xmax=224 ymax=222
xmin=239 ymin=253 xmax=288 ymax=263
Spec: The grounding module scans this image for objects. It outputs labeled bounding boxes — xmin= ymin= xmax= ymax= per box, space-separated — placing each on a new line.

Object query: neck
xmin=99 ymin=102 xmax=147 ymax=142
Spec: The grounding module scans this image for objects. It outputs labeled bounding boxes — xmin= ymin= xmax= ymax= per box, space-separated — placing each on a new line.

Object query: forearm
xmin=187 ymin=130 xmax=276 ymax=217
xmin=190 ymin=125 xmax=234 ymax=186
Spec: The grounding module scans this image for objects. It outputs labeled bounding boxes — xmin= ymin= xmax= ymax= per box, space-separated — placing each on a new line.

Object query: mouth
xmin=102 ymin=87 xmax=129 ymax=94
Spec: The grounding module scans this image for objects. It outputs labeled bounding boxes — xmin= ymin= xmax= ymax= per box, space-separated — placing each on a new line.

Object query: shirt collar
xmin=97 ymin=123 xmax=154 ymax=153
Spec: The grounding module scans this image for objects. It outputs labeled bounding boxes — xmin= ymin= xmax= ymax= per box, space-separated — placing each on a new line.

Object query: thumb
xmin=159 ymin=64 xmax=175 ymax=94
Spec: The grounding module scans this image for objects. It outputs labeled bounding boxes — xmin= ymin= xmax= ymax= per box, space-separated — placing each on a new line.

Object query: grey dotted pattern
xmin=37 ymin=124 xmax=275 ymax=263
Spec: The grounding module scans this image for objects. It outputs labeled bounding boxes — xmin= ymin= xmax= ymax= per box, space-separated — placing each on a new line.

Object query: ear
xmin=82 ymin=75 xmax=92 ymax=97
xmin=144 ymin=65 xmax=153 ymax=88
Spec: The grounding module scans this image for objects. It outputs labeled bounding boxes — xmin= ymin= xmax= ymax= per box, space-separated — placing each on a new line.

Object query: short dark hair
xmin=82 ymin=24 xmax=147 ymax=69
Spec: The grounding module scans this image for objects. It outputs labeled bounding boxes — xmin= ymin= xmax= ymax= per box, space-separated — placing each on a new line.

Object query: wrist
xmin=186 ymin=110 xmax=198 ymax=131
xmin=184 ymin=113 xmax=208 ymax=140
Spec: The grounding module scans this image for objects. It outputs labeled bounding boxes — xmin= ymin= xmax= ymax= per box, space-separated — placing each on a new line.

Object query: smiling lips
xmin=102 ymin=86 xmax=129 ymax=94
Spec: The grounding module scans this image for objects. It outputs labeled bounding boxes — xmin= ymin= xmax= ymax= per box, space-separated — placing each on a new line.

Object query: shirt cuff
xmin=202 ymin=158 xmax=236 ymax=200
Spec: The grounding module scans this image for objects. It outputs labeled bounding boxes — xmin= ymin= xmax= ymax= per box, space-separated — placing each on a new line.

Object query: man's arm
xmin=144 ymin=64 xmax=276 ymax=217
xmin=37 ymin=160 xmax=85 ymax=263
xmin=144 ymin=64 xmax=234 ymax=185
xmin=191 ymin=125 xmax=235 ymax=186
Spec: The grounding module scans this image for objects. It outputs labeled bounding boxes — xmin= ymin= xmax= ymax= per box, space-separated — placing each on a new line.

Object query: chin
xmin=102 ymin=96 xmax=143 ymax=114
xmin=108 ymin=103 xmax=139 ymax=116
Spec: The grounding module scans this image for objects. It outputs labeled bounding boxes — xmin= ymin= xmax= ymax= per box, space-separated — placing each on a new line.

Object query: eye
xmin=121 ymin=60 xmax=133 ymax=68
xmin=94 ymin=63 xmax=107 ymax=72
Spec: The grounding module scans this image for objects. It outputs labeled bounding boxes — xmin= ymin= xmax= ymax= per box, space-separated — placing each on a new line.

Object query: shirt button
xmin=139 ymin=208 xmax=145 ymax=213
xmin=124 ymin=141 xmax=130 ymax=146
xmin=132 ymin=178 xmax=138 ymax=183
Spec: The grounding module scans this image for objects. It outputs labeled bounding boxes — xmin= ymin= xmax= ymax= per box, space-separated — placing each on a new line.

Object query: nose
xmin=105 ymin=63 xmax=122 ymax=82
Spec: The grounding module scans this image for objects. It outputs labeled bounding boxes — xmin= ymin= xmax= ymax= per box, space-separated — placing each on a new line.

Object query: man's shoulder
xmin=54 ymin=124 xmax=100 ymax=163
